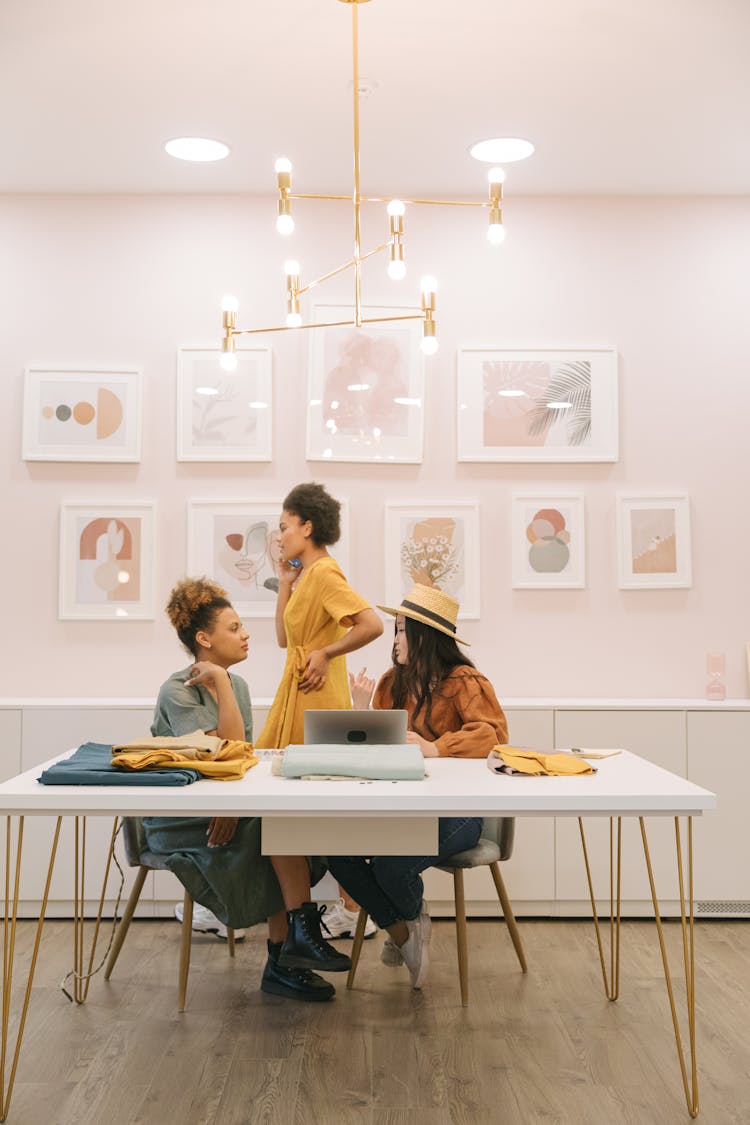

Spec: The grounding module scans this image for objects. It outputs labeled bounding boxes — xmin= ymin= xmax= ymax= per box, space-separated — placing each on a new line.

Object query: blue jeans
xmin=327 ymin=817 xmax=483 ymax=928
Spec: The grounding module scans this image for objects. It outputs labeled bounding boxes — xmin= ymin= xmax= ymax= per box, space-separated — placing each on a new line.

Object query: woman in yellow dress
xmin=257 ymin=482 xmax=384 ymax=939
xmin=257 ymin=482 xmax=383 ymax=749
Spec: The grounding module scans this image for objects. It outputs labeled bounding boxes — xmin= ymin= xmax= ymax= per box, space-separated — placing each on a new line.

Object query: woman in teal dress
xmin=144 ymin=577 xmax=351 ymax=1001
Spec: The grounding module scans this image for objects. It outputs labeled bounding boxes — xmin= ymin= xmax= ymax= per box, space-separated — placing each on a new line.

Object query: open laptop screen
xmin=303 ymin=709 xmax=408 ymax=745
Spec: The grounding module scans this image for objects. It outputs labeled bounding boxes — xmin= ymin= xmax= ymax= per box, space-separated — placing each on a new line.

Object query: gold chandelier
xmin=219 ymin=0 xmax=507 ymax=369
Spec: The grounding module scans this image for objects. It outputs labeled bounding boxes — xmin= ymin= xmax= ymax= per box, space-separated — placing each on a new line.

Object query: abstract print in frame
xmin=457 ymin=346 xmax=618 ymax=462
xmin=384 ymin=503 xmax=480 ymax=620
xmin=616 ymin=493 xmax=692 ymax=589
xmin=187 ymin=500 xmax=350 ymax=619
xmin=306 ymin=305 xmax=424 ymax=463
xmin=23 ymin=366 xmax=142 ymax=462
xmin=177 ymin=346 xmax=272 ymax=462
xmin=59 ymin=502 xmax=155 ymax=619
xmin=512 ymin=493 xmax=586 ymax=589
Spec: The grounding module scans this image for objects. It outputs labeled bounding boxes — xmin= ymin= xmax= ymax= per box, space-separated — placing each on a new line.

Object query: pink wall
xmin=2 ymin=193 xmax=749 ymax=700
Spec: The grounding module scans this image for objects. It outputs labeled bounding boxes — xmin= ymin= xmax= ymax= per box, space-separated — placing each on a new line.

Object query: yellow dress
xmin=256 ymin=556 xmax=371 ymax=749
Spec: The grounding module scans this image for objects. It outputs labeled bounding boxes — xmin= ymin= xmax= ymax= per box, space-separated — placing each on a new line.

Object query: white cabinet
xmin=554 ymin=710 xmax=686 ymax=915
xmin=687 ymin=710 xmax=750 ymax=911
xmin=20 ymin=708 xmax=155 ymax=917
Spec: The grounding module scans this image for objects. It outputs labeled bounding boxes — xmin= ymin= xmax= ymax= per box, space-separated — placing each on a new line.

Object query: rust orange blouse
xmin=373 ymin=665 xmax=508 ymax=758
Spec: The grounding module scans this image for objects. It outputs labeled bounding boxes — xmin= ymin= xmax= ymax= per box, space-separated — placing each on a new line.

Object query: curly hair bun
xmin=166 ymin=577 xmax=229 ymax=632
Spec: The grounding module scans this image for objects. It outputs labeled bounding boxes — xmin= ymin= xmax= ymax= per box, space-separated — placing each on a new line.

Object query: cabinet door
xmin=19 ymin=708 xmax=156 ymax=916
xmin=554 ymin=710 xmax=686 ymax=914
xmin=423 ymin=709 xmax=556 ymax=914
xmin=687 ymin=711 xmax=750 ymax=905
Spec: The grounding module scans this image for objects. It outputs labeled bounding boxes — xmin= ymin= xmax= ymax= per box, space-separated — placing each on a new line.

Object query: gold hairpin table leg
xmin=71 ymin=817 xmax=120 ymax=1005
xmin=1 ymin=816 xmax=62 ymax=1123
xmin=579 ymin=816 xmax=621 ymax=1000
xmin=640 ymin=816 xmax=699 ymax=1118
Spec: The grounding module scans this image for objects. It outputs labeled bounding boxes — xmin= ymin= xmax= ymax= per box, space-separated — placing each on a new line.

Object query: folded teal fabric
xmin=38 ymin=742 xmax=200 ymax=786
xmin=282 ymin=744 xmax=425 ymax=781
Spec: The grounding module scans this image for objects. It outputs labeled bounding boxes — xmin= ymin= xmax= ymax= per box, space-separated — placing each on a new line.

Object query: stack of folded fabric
xmin=487 ymin=746 xmax=596 ymax=777
xmin=111 ymin=731 xmax=257 ymax=780
xmin=282 ymin=744 xmax=425 ymax=781
xmin=39 ymin=742 xmax=201 ymax=786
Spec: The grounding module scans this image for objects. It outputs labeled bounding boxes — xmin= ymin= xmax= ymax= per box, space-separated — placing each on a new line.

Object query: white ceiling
xmin=2 ymin=0 xmax=749 ymax=197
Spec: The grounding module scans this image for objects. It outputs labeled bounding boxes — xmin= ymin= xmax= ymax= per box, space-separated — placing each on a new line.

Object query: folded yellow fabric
xmin=111 ymin=731 xmax=257 ymax=780
xmin=489 ymin=746 xmax=595 ymax=776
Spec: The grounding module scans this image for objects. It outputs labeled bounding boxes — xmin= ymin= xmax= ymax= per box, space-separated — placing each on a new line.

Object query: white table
xmin=0 ymin=750 xmax=715 ymax=1120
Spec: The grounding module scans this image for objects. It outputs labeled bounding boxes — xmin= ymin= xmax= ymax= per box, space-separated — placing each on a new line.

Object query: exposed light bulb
xmin=420 ymin=274 xmax=438 ymax=294
xmin=487 ymin=223 xmax=506 ymax=244
xmin=276 ymin=213 xmax=295 ymax=235
xmin=420 ymin=336 xmax=439 ymax=356
xmin=221 ymin=294 xmax=239 ymax=312
xmin=284 ymin=259 xmax=301 ymax=276
xmin=220 ymin=352 xmax=239 ymax=371
xmin=387 ymin=199 xmax=406 ymax=217
xmin=274 ymin=157 xmax=292 ymax=174
xmin=286 ymin=312 xmax=302 ymax=327
xmin=488 ymin=167 xmax=506 ymax=184
xmin=387 ymin=259 xmax=407 ymax=280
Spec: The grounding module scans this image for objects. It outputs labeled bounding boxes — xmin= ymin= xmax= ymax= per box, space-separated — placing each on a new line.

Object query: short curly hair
xmin=283 ymin=482 xmax=341 ymax=546
xmin=165 ymin=577 xmax=232 ymax=657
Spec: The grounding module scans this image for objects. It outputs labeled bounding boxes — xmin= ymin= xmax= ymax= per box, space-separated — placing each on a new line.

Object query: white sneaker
xmin=320 ymin=898 xmax=377 ymax=940
xmin=398 ymin=902 xmax=431 ymax=989
xmin=174 ymin=901 xmax=245 ymax=942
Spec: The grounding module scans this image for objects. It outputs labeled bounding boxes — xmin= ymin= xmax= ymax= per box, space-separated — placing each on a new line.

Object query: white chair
xmin=104 ymin=817 xmax=236 ymax=1011
xmin=347 ymin=816 xmax=527 ymax=1006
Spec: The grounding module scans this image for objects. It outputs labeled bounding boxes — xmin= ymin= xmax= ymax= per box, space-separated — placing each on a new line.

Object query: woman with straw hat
xmin=328 ymin=583 xmax=508 ymax=989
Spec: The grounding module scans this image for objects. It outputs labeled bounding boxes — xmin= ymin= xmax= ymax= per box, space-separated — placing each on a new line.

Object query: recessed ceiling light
xmin=165 ymin=137 xmax=230 ymax=162
xmin=469 ymin=137 xmax=535 ymax=164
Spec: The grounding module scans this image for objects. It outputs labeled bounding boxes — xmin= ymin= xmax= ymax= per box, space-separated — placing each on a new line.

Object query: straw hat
xmin=377 ymin=583 xmax=470 ymax=645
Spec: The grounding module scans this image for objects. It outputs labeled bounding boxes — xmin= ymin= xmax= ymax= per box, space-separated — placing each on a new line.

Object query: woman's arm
xmin=184 ymin=662 xmax=245 ymax=740
xmin=410 ymin=671 xmax=508 ymax=759
xmin=300 ymin=608 xmax=383 ymax=693
xmin=272 ymin=562 xmax=300 ymax=647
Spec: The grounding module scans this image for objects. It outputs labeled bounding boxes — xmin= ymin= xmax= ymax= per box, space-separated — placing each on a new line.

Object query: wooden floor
xmin=4 ymin=918 xmax=748 ymax=1124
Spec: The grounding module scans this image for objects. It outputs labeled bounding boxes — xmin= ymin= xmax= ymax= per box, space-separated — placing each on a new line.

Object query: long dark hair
xmin=390 ymin=616 xmax=475 ymax=739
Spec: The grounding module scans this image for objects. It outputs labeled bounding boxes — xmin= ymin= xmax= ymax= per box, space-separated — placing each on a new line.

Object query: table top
xmin=0 ymin=750 xmax=716 ymax=818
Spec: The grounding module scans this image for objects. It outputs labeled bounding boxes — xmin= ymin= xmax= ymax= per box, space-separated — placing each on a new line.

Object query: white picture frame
xmin=457 ymin=345 xmax=618 ymax=462
xmin=616 ymin=493 xmax=692 ymax=589
xmin=384 ymin=502 xmax=480 ymax=619
xmin=176 ymin=346 xmax=272 ymax=462
xmin=186 ymin=499 xmax=350 ymax=618
xmin=511 ymin=492 xmax=586 ymax=589
xmin=59 ymin=502 xmax=155 ymax=620
xmin=306 ymin=305 xmax=424 ymax=463
xmin=23 ymin=366 xmax=142 ymax=462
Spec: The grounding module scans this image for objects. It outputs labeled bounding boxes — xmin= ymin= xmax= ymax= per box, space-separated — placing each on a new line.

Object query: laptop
xmin=304 ymin=709 xmax=408 ymax=745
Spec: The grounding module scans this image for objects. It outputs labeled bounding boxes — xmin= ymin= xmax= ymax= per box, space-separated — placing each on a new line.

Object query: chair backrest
xmin=479 ymin=817 xmax=515 ymax=861
xmin=121 ymin=817 xmax=148 ymax=867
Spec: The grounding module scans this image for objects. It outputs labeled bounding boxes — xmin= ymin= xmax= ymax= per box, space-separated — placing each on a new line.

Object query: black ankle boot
xmin=261 ymin=940 xmax=335 ymax=1002
xmin=278 ymin=902 xmax=352 ymax=973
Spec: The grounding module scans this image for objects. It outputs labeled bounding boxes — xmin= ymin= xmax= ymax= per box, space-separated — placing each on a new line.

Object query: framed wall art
xmin=384 ymin=502 xmax=480 ymax=619
xmin=59 ymin=502 xmax=155 ymax=620
xmin=616 ymin=493 xmax=692 ymax=589
xmin=187 ymin=499 xmax=350 ymax=618
xmin=511 ymin=492 xmax=586 ymax=589
xmin=23 ymin=366 xmax=142 ymax=462
xmin=176 ymin=346 xmax=272 ymax=462
xmin=306 ymin=305 xmax=424 ymax=463
xmin=457 ymin=345 xmax=618 ymax=462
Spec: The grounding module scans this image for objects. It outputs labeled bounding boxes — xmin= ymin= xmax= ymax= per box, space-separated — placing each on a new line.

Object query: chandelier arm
xmin=290 ymin=193 xmax=489 ymax=208
xmin=351 ymin=0 xmax=363 ymax=326
xmin=231 ymin=312 xmax=425 ymax=337
xmin=360 ymin=314 xmax=425 ymax=325
xmin=296 ymin=241 xmax=390 ymax=298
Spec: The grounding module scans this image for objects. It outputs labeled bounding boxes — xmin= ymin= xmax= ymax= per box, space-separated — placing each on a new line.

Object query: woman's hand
xmin=406 ymin=731 xmax=439 ymax=758
xmin=185 ymin=661 xmax=228 ymax=688
xmin=300 ymin=649 xmax=330 ymax=693
xmin=278 ymin=559 xmax=302 ymax=590
xmin=349 ymin=667 xmax=376 ymax=709
xmin=206 ymin=817 xmax=239 ymax=847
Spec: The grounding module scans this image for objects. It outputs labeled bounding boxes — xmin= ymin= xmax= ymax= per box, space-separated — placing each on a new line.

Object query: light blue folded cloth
xmin=282 ymin=744 xmax=425 ymax=781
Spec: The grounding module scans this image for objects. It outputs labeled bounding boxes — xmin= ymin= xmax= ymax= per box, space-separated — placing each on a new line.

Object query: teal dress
xmin=144 ymin=667 xmax=324 ymax=928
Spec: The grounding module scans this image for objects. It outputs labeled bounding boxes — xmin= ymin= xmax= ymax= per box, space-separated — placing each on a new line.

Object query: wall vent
xmin=696 ymin=901 xmax=750 ymax=915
